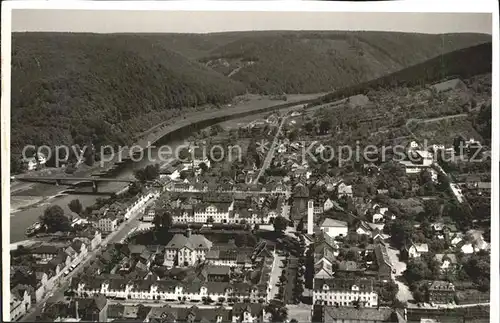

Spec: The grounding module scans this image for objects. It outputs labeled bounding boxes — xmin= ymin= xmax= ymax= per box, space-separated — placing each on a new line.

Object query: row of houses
xmin=92 ymin=191 xmax=160 ymax=232
xmin=72 ymin=241 xmax=276 ymax=304
xmin=312 ymin=231 xmax=394 ymax=308
xmin=73 ymin=278 xmax=273 ymax=304
xmin=404 ymin=228 xmax=490 ymax=259
xmin=167 ymin=179 xmax=290 ymax=196
xmin=42 ymin=296 xmax=267 ymax=323
xmin=163 ymin=231 xmax=275 ymax=268
xmin=10 ymin=229 xmax=102 ymax=319
xmin=146 ymin=192 xmax=288 ymax=225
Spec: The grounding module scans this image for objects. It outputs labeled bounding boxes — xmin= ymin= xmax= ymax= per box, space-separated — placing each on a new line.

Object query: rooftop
xmin=323 ymin=306 xmax=404 ymax=322
xmin=320 ymin=218 xmax=348 ymax=228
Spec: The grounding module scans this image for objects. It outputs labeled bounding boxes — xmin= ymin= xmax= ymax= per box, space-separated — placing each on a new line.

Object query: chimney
xmin=75 ymin=300 xmax=79 ymax=321
xmin=186 ymin=228 xmax=192 ymax=238
xmin=307 ymin=200 xmax=314 ymax=235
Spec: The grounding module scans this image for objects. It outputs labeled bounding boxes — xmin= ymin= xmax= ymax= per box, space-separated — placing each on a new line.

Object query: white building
xmin=337 ymin=183 xmax=353 ymax=199
xmin=313 ymin=278 xmax=378 ymax=307
xmin=97 ymin=216 xmax=119 ymax=233
xmin=431 ymin=144 xmax=446 ymax=152
xmin=400 ymin=150 xmax=434 ymax=174
xmin=406 ymin=242 xmax=429 ymax=258
xmin=323 ymin=198 xmax=335 ymax=212
xmin=10 ymin=286 xmax=31 ymax=321
xmin=76 ymin=280 xmax=269 ymax=304
xmin=434 ymin=254 xmax=458 ymax=272
xmin=232 ymin=303 xmax=266 ymax=323
xmin=371 ymin=207 xmax=388 ymax=223
xmin=163 ymin=231 xmax=213 ymax=267
xmin=194 ymin=202 xmax=233 ymax=223
xmin=409 ymin=141 xmax=420 ymax=150
xmin=319 ymin=218 xmax=348 ymax=238
xmin=142 ymin=206 xmax=156 ymax=222
xmin=22 ymin=157 xmax=38 ymax=171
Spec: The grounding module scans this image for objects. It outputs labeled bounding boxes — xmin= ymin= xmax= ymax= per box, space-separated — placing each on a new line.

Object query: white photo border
xmin=2 ymin=1 xmax=498 ymax=322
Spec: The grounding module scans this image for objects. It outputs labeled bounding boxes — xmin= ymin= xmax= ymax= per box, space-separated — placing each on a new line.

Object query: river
xmin=10 ymin=139 xmax=184 ymax=243
xmin=10 ymin=94 xmax=323 ymax=243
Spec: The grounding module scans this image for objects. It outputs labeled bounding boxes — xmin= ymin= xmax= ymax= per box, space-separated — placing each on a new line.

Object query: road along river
xmin=10 ymin=94 xmax=323 ymax=243
xmin=10 ymin=141 xmax=184 ymax=243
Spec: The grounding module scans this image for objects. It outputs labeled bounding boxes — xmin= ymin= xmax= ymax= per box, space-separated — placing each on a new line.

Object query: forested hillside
xmin=11 ymin=31 xmax=491 ymax=153
xmin=11 ymin=33 xmax=245 ymax=152
xmin=198 ymin=31 xmax=491 ymax=93
xmin=312 ymin=42 xmax=492 ymax=105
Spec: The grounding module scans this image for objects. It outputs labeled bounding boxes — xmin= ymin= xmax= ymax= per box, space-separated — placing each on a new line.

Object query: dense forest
xmin=311 ymin=42 xmax=492 ymax=105
xmin=11 ymin=31 xmax=491 ymax=154
xmin=11 ymin=33 xmax=245 ymax=153
xmin=198 ymin=31 xmax=491 ymax=93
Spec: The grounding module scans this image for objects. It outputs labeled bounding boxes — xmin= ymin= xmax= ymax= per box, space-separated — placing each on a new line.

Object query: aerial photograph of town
xmin=5 ymin=5 xmax=494 ymax=323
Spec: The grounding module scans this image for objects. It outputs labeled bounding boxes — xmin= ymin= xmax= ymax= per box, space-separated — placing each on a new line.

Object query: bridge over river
xmin=14 ymin=176 xmax=137 ymax=192
xmin=13 ymin=95 xmax=324 ymax=192
xmin=95 ymin=95 xmax=322 ymax=175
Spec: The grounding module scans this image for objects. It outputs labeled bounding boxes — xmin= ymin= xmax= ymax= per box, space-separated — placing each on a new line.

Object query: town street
xmin=268 ymin=255 xmax=286 ymax=301
xmin=253 ymin=116 xmax=288 ymax=184
xmin=386 ymin=246 xmax=414 ymax=303
xmin=20 ymin=196 xmax=157 ymax=322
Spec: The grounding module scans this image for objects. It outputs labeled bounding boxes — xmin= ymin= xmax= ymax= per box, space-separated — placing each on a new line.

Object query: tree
xmin=404 ymin=258 xmax=432 ymax=285
xmin=68 ymin=199 xmax=83 ymax=215
xmin=419 ymin=170 xmax=433 ymax=185
xmin=153 ymin=210 xmax=173 ymax=231
xmin=304 ymin=121 xmax=314 ymax=133
xmin=39 ymin=205 xmax=70 ymax=233
xmin=378 ymin=281 xmax=399 ymax=303
xmin=273 ymin=216 xmax=288 ymax=233
xmin=346 ymin=249 xmax=360 ymax=262
xmin=318 ymin=120 xmax=331 ymax=135
xmin=420 ymin=199 xmax=442 ymax=222
xmin=386 ymin=219 xmax=414 ymax=248
xmin=484 ymin=227 xmax=491 ymax=243
xmin=453 ymin=135 xmax=466 ymax=155
xmin=443 ymin=202 xmax=472 ymax=232
xmin=128 ymin=182 xmax=143 ymax=196
xmin=235 ymin=234 xmax=249 ymax=247
xmin=199 ymin=162 xmax=208 ymax=173
xmin=266 ymin=304 xmax=288 ymax=323
xmin=11 ymin=155 xmax=26 ymax=174
xmin=134 ymin=164 xmax=160 ymax=182
xmin=296 ymin=218 xmax=304 ymax=232
xmin=462 ymin=252 xmax=490 ymax=292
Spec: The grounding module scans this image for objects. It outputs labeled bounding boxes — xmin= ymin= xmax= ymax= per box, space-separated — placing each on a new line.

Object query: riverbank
xmin=9 ymin=93 xmax=326 ymax=243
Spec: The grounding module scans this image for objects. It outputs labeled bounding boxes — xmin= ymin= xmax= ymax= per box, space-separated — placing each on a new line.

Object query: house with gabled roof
xmin=320 ymin=218 xmax=348 ymax=238
xmin=374 ymin=243 xmax=392 ymax=280
xmin=10 ymin=284 xmax=32 ymax=320
xmin=434 ymin=253 xmax=458 ymax=273
xmin=356 ymin=221 xmax=373 ymax=236
xmin=314 ymin=258 xmax=335 ymax=279
xmin=232 ymin=303 xmax=265 ymax=323
xmin=164 ymin=230 xmax=213 ymax=267
xmin=322 ymin=306 xmax=406 ymax=323
xmin=405 ymin=242 xmax=429 ymax=259
xmin=337 ymin=183 xmax=353 ymax=199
